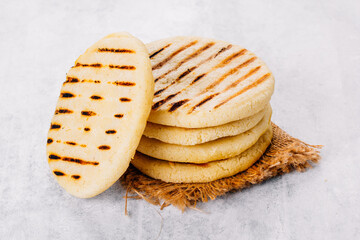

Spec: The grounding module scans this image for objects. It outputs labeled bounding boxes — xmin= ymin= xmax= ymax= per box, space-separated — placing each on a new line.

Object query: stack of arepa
xmin=132 ymin=36 xmax=275 ymax=183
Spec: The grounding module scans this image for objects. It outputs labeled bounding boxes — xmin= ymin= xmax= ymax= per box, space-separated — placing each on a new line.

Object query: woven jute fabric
xmin=121 ymin=123 xmax=322 ymax=212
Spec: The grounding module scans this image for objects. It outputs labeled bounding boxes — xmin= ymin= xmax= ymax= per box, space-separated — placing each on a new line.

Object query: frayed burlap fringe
xmin=121 ymin=123 xmax=322 ymax=212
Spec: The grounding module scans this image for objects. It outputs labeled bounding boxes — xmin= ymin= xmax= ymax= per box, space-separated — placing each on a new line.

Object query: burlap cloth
xmin=121 ymin=123 xmax=322 ymax=212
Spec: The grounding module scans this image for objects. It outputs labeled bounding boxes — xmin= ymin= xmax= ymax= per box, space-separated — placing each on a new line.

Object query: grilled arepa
xmin=47 ymin=32 xmax=154 ymax=198
xmin=146 ymin=36 xmax=274 ymax=128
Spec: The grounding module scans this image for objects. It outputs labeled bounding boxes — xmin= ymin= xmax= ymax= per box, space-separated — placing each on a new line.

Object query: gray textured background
xmin=1 ymin=0 xmax=359 ymax=239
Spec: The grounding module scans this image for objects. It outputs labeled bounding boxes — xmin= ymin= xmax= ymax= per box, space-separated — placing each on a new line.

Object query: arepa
xmin=144 ymin=104 xmax=270 ymax=145
xmin=132 ymin=128 xmax=273 ymax=183
xmin=47 ymin=32 xmax=154 ymax=198
xmin=137 ymin=107 xmax=271 ymax=163
xmin=146 ymin=36 xmax=275 ymax=128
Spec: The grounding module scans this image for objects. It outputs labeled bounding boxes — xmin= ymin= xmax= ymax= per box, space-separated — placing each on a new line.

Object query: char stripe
xmin=55 ymin=108 xmax=73 ymax=114
xmin=215 ymin=73 xmax=271 ymax=108
xmin=75 ymin=63 xmax=102 ymax=68
xmin=65 ymin=77 xmax=79 ymax=83
xmin=223 ymin=66 xmax=262 ymax=91
xmin=81 ymin=111 xmax=96 ymax=116
xmin=50 ymin=124 xmax=61 ymax=129
xmin=90 ymin=95 xmax=102 ymax=100
xmin=53 ymin=171 xmax=65 ymax=176
xmin=152 ymin=93 xmax=178 ymax=110
xmin=74 ymin=63 xmax=135 ymax=70
xmin=152 ymin=44 xmax=234 ymax=102
xmin=47 ymin=138 xmax=53 ymax=144
xmin=149 ymin=43 xmax=172 ymax=59
xmin=98 ymin=48 xmax=134 ymax=53
xmin=217 ymin=49 xmax=247 ymax=66
xmin=168 ymin=99 xmax=189 ymax=112
xmin=112 ymin=81 xmax=136 ymax=86
xmin=71 ymin=175 xmax=81 ymax=179
xmin=152 ymin=41 xmax=198 ymax=71
xmin=65 ymin=141 xmax=77 ymax=146
xmin=105 ymin=130 xmax=116 ymax=134
xmin=109 ymin=65 xmax=136 ymax=70
xmin=191 ymin=74 xmax=205 ymax=84
xmin=214 ymin=45 xmax=233 ymax=58
xmin=60 ymin=92 xmax=75 ymax=98
xmin=202 ymin=57 xmax=257 ymax=93
xmin=189 ymin=93 xmax=219 ymax=113
xmin=119 ymin=97 xmax=131 ymax=102
xmin=49 ymin=154 xmax=99 ymax=165
xmin=114 ymin=114 xmax=124 ymax=118
xmin=153 ymin=42 xmax=215 ymax=82
xmin=98 ymin=145 xmax=111 ymax=150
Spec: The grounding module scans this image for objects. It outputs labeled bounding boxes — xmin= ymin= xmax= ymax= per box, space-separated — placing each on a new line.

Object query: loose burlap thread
xmin=121 ymin=123 xmax=322 ymax=212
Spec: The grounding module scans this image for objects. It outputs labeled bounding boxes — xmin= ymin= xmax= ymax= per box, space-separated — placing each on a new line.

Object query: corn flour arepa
xmin=132 ymin=128 xmax=273 ymax=183
xmin=146 ymin=36 xmax=275 ymax=128
xmin=137 ymin=106 xmax=272 ymax=163
xmin=143 ymin=104 xmax=269 ymax=146
xmin=47 ymin=33 xmax=154 ymax=198
xmin=131 ymin=36 xmax=275 ymax=184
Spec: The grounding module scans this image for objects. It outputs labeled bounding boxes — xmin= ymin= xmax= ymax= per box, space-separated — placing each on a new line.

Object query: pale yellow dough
xmin=146 ymin=36 xmax=275 ymax=128
xmin=47 ymin=32 xmax=154 ymax=198
xmin=137 ymin=107 xmax=271 ymax=163
xmin=143 ymin=105 xmax=270 ymax=145
xmin=132 ymin=128 xmax=273 ymax=183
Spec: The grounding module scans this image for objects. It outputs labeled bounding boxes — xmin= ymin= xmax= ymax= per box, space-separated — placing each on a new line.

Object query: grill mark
xmin=202 ymin=57 xmax=257 ymax=93
xmin=152 ymin=40 xmax=198 ymax=70
xmin=84 ymin=127 xmax=90 ymax=131
xmin=53 ymin=171 xmax=65 ymax=176
xmin=98 ymin=145 xmax=111 ymax=150
xmin=214 ymin=44 xmax=232 ymax=58
xmin=50 ymin=124 xmax=61 ymax=130
xmin=60 ymin=92 xmax=75 ymax=98
xmin=49 ymin=154 xmax=61 ymax=159
xmin=151 ymin=44 xmax=233 ymax=103
xmin=119 ymin=97 xmax=131 ymax=102
xmin=105 ymin=130 xmax=117 ymax=134
xmin=80 ymin=144 xmax=87 ymax=147
xmin=223 ymin=66 xmax=261 ymax=91
xmin=215 ymin=73 xmax=271 ymax=108
xmin=114 ymin=114 xmax=124 ymax=118
xmin=149 ymin=43 xmax=172 ymax=59
xmin=49 ymin=154 xmax=99 ymax=165
xmin=71 ymin=175 xmax=81 ymax=179
xmin=55 ymin=108 xmax=73 ymax=114
xmin=109 ymin=65 xmax=136 ymax=70
xmin=47 ymin=138 xmax=53 ymax=144
xmin=65 ymin=77 xmax=79 ymax=83
xmin=65 ymin=141 xmax=77 ymax=146
xmin=189 ymin=93 xmax=219 ymax=113
xmin=153 ymin=42 xmax=215 ymax=82
xmin=152 ymin=93 xmax=178 ymax=110
xmin=154 ymin=89 xmax=165 ymax=96
xmin=168 ymin=99 xmax=189 ymax=112
xmin=191 ymin=74 xmax=205 ymax=85
xmin=111 ymin=81 xmax=136 ymax=86
xmin=75 ymin=63 xmax=102 ymax=68
xmin=81 ymin=111 xmax=96 ymax=116
xmin=81 ymin=79 xmax=101 ymax=84
xmin=90 ymin=95 xmax=102 ymax=100
xmin=217 ymin=49 xmax=247 ymax=66
xmin=98 ymin=48 xmax=134 ymax=53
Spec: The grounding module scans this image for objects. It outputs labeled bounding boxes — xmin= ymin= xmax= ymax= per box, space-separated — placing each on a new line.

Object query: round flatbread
xmin=143 ymin=104 xmax=270 ymax=145
xmin=146 ymin=36 xmax=274 ymax=128
xmin=137 ymin=107 xmax=271 ymax=163
xmin=47 ymin=32 xmax=154 ymax=198
xmin=132 ymin=128 xmax=273 ymax=183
